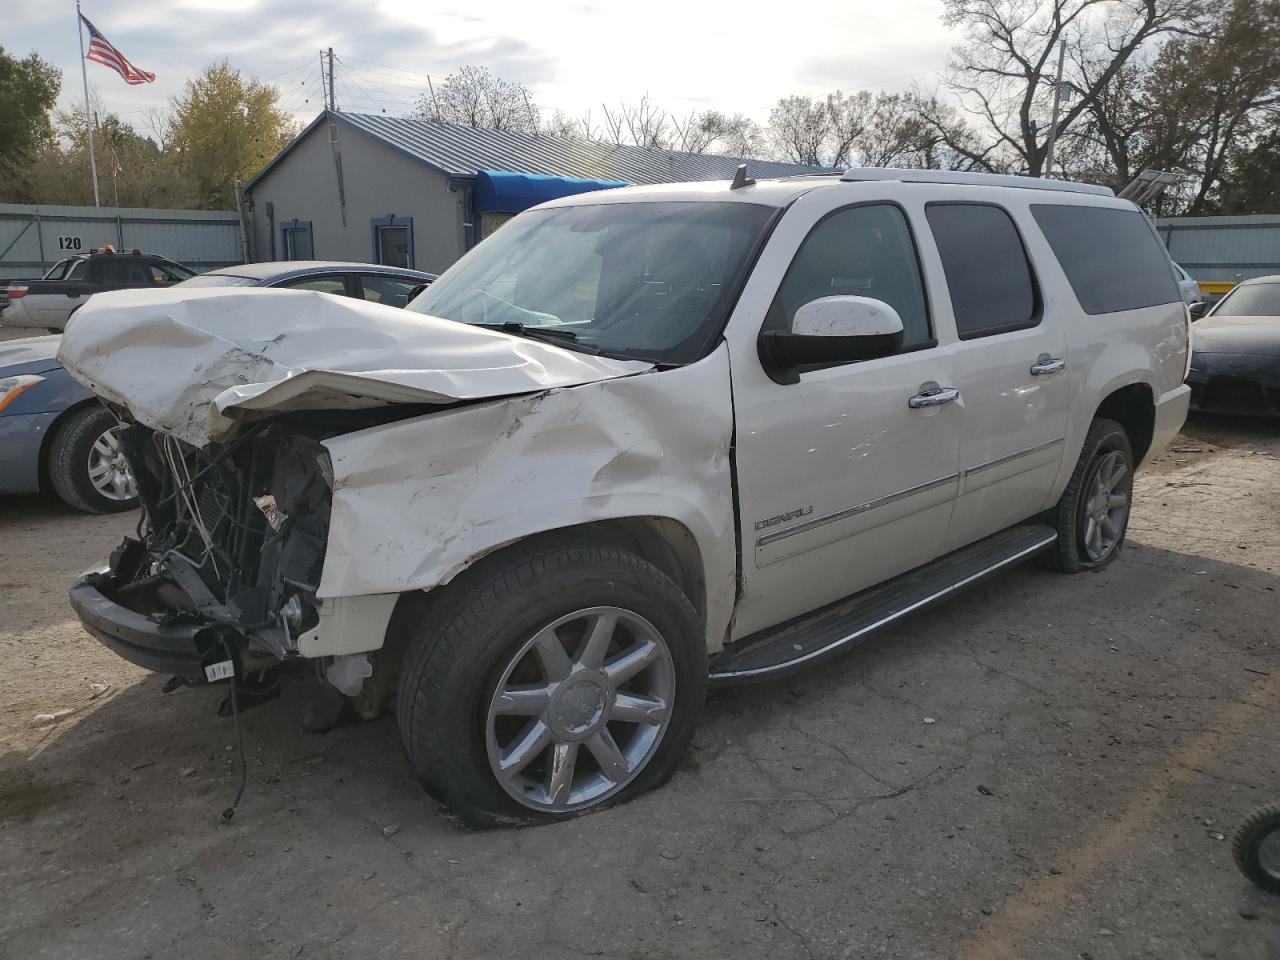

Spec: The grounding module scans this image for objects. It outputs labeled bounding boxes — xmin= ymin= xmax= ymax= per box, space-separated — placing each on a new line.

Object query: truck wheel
xmin=48 ymin=406 xmax=139 ymax=514
xmin=1047 ymin=418 xmax=1133 ymax=573
xmin=396 ymin=537 xmax=706 ymax=827
xmin=1233 ymin=802 xmax=1280 ymax=895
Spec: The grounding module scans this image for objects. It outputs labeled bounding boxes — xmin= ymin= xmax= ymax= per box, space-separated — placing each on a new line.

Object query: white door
xmin=920 ymin=200 xmax=1070 ymax=551
xmin=726 ymin=195 xmax=962 ymax=639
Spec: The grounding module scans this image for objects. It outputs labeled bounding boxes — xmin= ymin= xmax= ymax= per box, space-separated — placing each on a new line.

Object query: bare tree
xmin=413 ymin=66 xmax=539 ymax=134
xmin=943 ymin=0 xmax=1207 ymax=175
xmin=826 ymin=90 xmax=876 ymax=166
xmin=600 ymin=95 xmax=671 ymax=148
xmin=768 ymin=95 xmax=831 ymax=165
xmin=1073 ymin=0 xmax=1280 ymax=207
xmin=670 ymin=110 xmax=767 ymax=156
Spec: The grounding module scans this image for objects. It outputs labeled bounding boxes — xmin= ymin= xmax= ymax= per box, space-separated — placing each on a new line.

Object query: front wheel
xmin=396 ymin=538 xmax=706 ymax=827
xmin=1047 ymin=418 xmax=1133 ymax=573
xmin=1234 ymin=803 xmax=1280 ymax=895
xmin=47 ymin=405 xmax=139 ymax=514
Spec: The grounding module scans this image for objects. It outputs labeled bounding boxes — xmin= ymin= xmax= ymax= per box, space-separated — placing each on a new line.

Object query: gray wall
xmin=0 ymin=203 xmax=242 ymax=281
xmin=246 ymin=120 xmax=466 ymax=274
xmin=1156 ymin=214 xmax=1280 ymax=285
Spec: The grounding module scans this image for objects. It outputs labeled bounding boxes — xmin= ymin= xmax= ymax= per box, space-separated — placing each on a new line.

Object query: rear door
xmin=921 ymin=200 xmax=1069 ymax=552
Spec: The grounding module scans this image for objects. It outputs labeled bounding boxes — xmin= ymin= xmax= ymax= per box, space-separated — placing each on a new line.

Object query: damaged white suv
xmin=62 ymin=169 xmax=1190 ymax=826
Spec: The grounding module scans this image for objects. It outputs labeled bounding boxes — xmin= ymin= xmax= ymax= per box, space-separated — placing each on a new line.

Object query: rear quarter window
xmin=1031 ymin=204 xmax=1180 ymax=315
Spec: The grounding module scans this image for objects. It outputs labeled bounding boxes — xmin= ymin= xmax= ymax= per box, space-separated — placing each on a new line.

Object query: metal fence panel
xmin=0 ymin=203 xmax=242 ymax=281
xmin=1156 ymin=214 xmax=1280 ymax=286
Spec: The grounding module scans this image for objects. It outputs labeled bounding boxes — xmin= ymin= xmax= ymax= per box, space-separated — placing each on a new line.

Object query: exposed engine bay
xmin=87 ymin=410 xmax=401 ymax=674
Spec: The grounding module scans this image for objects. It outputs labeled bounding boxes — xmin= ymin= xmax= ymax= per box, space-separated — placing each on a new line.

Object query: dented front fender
xmin=317 ymin=345 xmax=738 ymax=654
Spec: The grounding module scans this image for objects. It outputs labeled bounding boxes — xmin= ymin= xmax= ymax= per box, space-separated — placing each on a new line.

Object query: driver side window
xmin=767 ymin=203 xmax=932 ymax=356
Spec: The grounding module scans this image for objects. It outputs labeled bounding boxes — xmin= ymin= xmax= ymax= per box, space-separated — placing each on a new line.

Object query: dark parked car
xmin=0 ymin=261 xmax=437 ymax=513
xmin=1187 ymin=275 xmax=1280 ymax=417
xmin=1 ymin=250 xmax=197 ymax=332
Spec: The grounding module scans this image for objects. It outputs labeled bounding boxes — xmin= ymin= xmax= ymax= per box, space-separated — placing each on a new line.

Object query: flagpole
xmin=76 ymin=1 xmax=101 ymax=207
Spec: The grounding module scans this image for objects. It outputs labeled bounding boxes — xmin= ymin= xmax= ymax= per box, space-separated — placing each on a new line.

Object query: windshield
xmin=1213 ymin=282 xmax=1280 ymax=318
xmin=176 ymin=274 xmax=258 ymax=288
xmin=408 ymin=200 xmax=776 ymax=364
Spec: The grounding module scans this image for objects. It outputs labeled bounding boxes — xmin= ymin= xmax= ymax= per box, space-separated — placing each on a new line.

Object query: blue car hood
xmin=0 ymin=335 xmax=63 ymax=377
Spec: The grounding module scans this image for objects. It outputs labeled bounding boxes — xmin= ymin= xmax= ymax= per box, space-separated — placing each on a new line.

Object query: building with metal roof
xmin=242 ymin=110 xmax=825 ymax=274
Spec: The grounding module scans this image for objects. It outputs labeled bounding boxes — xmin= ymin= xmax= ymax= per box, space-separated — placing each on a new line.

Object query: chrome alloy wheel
xmin=87 ymin=425 xmax=137 ymax=502
xmin=485 ymin=606 xmax=676 ymax=813
xmin=1082 ymin=449 xmax=1130 ymax=562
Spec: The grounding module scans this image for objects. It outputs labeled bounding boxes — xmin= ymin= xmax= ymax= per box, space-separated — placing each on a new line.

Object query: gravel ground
xmin=1 ymin=408 xmax=1278 ymax=960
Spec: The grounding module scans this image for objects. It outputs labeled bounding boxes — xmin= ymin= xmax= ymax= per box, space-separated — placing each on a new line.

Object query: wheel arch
xmin=35 ymin=398 xmax=104 ymax=492
xmin=1093 ymin=381 xmax=1156 ymax=465
xmin=379 ymin=515 xmax=712 ymax=671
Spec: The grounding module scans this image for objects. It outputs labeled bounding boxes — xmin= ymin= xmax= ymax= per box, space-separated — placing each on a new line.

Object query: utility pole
xmin=1042 ymin=39 xmax=1066 ymax=178
xmin=327 ymin=47 xmax=336 ymax=112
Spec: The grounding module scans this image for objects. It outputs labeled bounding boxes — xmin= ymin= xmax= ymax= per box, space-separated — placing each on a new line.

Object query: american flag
xmin=80 ymin=14 xmax=155 ymax=85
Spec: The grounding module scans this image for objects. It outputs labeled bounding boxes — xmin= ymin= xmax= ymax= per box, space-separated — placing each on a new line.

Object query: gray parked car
xmin=0 ymin=261 xmax=436 ymax=513
xmin=177 ymin=261 xmax=436 ymax=306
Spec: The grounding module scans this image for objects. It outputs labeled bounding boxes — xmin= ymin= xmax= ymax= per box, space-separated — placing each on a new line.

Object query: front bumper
xmin=1187 ymin=353 xmax=1280 ymax=417
xmin=69 ymin=574 xmax=218 ymax=679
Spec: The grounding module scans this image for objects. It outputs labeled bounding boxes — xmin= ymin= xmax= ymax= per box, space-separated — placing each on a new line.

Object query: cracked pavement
xmin=2 ymin=413 xmax=1278 ymax=959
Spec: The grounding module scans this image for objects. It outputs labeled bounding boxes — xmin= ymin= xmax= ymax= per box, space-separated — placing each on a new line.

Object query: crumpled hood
xmin=57 ymin=287 xmax=652 ymax=447
xmin=1193 ymin=315 xmax=1280 ymax=357
xmin=0 ymin=334 xmax=63 ymax=376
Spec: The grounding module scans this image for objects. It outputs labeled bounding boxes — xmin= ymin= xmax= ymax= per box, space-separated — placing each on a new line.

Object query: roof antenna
xmin=730 ymin=164 xmax=755 ymax=190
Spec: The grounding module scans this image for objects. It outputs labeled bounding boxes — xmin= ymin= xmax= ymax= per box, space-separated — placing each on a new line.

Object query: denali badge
xmin=754 ymin=506 xmax=814 ymax=530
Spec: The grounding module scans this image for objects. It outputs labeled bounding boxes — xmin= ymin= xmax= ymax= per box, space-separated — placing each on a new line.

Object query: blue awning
xmin=474 ymin=170 xmax=629 ymax=215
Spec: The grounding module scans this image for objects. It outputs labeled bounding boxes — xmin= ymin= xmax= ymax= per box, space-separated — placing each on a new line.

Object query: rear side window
xmin=1031 ymin=204 xmax=1180 ymax=314
xmin=926 ymin=203 xmax=1038 ymax=339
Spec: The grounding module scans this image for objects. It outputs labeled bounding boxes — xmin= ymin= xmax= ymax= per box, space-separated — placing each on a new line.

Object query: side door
xmin=921 ymin=200 xmax=1070 ymax=553
xmin=726 ymin=192 xmax=962 ymax=639
xmin=35 ymin=258 xmax=91 ymax=326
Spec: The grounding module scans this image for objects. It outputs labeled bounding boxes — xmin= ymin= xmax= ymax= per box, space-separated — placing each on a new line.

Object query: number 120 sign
xmin=58 ymin=236 xmax=83 ymax=251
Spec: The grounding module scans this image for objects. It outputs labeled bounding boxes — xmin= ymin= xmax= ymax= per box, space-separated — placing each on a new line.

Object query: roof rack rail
xmin=839 ymin=167 xmax=1114 ymax=197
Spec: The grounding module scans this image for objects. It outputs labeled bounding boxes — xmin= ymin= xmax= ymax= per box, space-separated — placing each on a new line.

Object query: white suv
xmin=62 ymin=168 xmax=1190 ymax=826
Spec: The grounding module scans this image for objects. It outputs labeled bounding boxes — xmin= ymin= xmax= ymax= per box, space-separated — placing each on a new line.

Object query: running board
xmin=709 ymin=524 xmax=1057 ymax=684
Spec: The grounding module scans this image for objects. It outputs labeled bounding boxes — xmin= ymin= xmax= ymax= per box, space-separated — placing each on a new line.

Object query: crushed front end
xmin=69 ymin=417 xmax=333 ymax=681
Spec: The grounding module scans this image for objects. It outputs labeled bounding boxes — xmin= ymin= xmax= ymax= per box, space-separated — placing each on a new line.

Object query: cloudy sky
xmin=2 ymin=0 xmax=958 ymax=136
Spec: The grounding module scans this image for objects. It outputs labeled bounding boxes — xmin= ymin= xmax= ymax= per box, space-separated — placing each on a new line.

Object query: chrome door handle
xmin=908 ymin=386 xmax=960 ymax=408
xmin=1030 ymin=357 xmax=1065 ymax=376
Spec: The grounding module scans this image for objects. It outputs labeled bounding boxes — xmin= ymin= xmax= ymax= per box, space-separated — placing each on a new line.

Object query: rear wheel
xmin=1047 ymin=418 xmax=1133 ymax=573
xmin=47 ymin=406 xmax=139 ymax=514
xmin=396 ymin=537 xmax=706 ymax=827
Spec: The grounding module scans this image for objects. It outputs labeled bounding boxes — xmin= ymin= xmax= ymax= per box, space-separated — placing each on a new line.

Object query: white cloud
xmin=0 ymin=0 xmax=959 ymax=135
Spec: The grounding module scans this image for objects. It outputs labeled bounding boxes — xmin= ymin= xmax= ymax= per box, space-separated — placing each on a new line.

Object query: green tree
xmin=167 ymin=61 xmax=293 ymax=209
xmin=1205 ymin=123 xmax=1280 ymax=213
xmin=0 ymin=47 xmax=61 ymax=201
xmin=27 ymin=104 xmax=197 ymax=208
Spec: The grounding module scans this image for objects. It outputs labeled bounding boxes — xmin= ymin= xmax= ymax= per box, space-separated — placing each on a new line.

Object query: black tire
xmin=47 ymin=405 xmax=138 ymax=514
xmin=1233 ymin=803 xmax=1280 ymax=895
xmin=396 ymin=536 xmax=706 ymax=828
xmin=1047 ymin=418 xmax=1133 ymax=573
